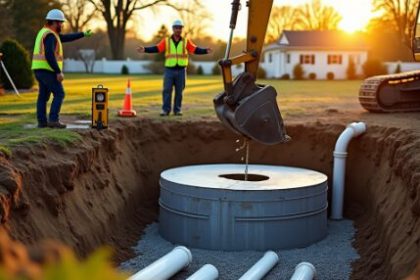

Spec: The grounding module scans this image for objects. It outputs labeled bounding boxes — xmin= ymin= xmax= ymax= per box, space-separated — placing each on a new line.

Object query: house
xmin=261 ymin=30 xmax=368 ymax=79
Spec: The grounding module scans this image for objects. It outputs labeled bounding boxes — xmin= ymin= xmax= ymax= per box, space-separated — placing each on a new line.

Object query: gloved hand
xmin=84 ymin=30 xmax=93 ymax=37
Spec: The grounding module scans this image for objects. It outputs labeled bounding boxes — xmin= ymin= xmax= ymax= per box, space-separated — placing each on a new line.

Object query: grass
xmin=0 ymin=74 xmax=363 ymax=153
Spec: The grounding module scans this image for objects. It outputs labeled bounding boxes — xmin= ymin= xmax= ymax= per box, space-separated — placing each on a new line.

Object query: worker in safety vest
xmin=32 ymin=9 xmax=92 ymax=128
xmin=137 ymin=19 xmax=212 ymax=116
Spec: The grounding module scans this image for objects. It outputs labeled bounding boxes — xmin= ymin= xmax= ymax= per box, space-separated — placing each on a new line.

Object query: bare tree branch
xmin=266 ymin=5 xmax=300 ymax=43
xmin=89 ymin=0 xmax=183 ymax=59
xmin=62 ymin=0 xmax=97 ymax=32
xmin=296 ymin=0 xmax=342 ymax=31
xmin=372 ymin=0 xmax=419 ymax=47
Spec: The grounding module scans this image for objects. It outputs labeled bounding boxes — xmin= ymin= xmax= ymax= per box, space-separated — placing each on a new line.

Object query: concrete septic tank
xmin=159 ymin=164 xmax=328 ymax=251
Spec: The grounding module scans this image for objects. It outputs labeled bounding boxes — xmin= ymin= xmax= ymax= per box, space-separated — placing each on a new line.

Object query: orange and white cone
xmin=118 ymin=79 xmax=137 ymax=117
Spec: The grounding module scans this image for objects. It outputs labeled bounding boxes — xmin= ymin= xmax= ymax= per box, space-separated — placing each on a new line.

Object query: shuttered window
xmin=300 ymin=54 xmax=315 ymax=64
xmin=327 ymin=54 xmax=343 ymax=64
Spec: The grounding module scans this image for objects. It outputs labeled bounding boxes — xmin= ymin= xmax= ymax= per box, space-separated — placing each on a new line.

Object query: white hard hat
xmin=45 ymin=9 xmax=66 ymax=22
xmin=172 ymin=19 xmax=184 ymax=27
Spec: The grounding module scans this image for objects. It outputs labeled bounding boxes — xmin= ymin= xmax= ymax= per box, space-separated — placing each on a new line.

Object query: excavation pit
xmin=2 ymin=119 xmax=420 ymax=279
xmin=159 ymin=164 xmax=328 ymax=251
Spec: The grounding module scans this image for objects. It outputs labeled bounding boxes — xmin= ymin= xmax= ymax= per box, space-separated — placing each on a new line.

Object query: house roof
xmin=265 ymin=30 xmax=368 ymax=51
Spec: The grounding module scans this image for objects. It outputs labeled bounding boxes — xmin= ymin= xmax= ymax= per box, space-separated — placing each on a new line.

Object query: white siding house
xmin=261 ymin=31 xmax=368 ymax=80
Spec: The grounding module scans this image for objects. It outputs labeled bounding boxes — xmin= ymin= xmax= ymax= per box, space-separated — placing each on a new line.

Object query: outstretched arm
xmin=59 ymin=32 xmax=85 ymax=43
xmin=137 ymin=39 xmax=166 ymax=54
xmin=187 ymin=40 xmax=212 ymax=55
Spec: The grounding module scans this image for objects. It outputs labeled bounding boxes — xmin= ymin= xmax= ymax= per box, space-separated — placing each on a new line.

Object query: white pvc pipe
xmin=128 ymin=246 xmax=192 ymax=280
xmin=186 ymin=264 xmax=219 ymax=280
xmin=331 ymin=122 xmax=367 ymax=220
xmin=290 ymin=262 xmax=316 ymax=280
xmin=238 ymin=251 xmax=279 ymax=280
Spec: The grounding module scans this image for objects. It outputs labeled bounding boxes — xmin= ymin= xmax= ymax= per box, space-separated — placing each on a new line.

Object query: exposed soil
xmin=0 ymin=111 xmax=419 ymax=279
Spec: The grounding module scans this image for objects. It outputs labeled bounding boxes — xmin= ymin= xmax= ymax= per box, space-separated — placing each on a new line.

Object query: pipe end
xmin=295 ymin=262 xmax=316 ymax=276
xmin=174 ymin=246 xmax=193 ymax=267
xmin=203 ymin=264 xmax=219 ymax=277
xmin=330 ymin=215 xmax=343 ymax=220
xmin=348 ymin=122 xmax=367 ymax=137
xmin=264 ymin=250 xmax=279 ymax=263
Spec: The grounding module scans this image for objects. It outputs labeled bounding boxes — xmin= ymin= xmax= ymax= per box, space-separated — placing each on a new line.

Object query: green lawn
xmin=0 ymin=74 xmax=363 ymax=154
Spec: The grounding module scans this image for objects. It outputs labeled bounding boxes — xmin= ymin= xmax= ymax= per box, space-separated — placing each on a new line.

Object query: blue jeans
xmin=34 ymin=70 xmax=65 ymax=124
xmin=162 ymin=67 xmax=186 ymax=113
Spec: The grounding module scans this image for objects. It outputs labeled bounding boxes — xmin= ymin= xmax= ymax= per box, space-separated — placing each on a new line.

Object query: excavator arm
xmin=214 ymin=0 xmax=290 ymax=145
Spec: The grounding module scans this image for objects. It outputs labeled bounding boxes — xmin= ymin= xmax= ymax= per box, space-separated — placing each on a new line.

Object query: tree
xmin=293 ymin=63 xmax=304 ymax=80
xmin=365 ymin=18 xmax=413 ymax=61
xmin=151 ymin=24 xmax=168 ymax=62
xmin=197 ymin=65 xmax=204 ymax=75
xmin=296 ymin=0 xmax=342 ymax=31
xmin=346 ymin=57 xmax=357 ymax=80
xmin=266 ymin=6 xmax=300 ymax=43
xmin=372 ymin=0 xmax=418 ymax=48
xmin=153 ymin=24 xmax=170 ymax=43
xmin=7 ymin=0 xmax=61 ymax=50
xmin=88 ymin=0 xmax=180 ymax=59
xmin=212 ymin=63 xmax=221 ymax=75
xmin=78 ymin=49 xmax=96 ymax=73
xmin=395 ymin=63 xmax=402 ymax=73
xmin=363 ymin=59 xmax=388 ymax=77
xmin=0 ymin=1 xmax=15 ymax=43
xmin=0 ymin=39 xmax=34 ymax=89
xmin=146 ymin=25 xmax=169 ymax=74
xmin=177 ymin=0 xmax=212 ymax=40
xmin=61 ymin=0 xmax=97 ymax=32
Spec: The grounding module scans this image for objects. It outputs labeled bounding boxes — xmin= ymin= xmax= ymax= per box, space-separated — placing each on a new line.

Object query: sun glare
xmin=329 ymin=0 xmax=373 ymax=33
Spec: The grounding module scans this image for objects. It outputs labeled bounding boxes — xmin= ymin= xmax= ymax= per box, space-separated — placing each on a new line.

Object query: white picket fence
xmin=384 ymin=62 xmax=420 ymax=73
xmin=63 ymin=58 xmax=245 ymax=76
xmin=63 ymin=58 xmax=420 ymax=77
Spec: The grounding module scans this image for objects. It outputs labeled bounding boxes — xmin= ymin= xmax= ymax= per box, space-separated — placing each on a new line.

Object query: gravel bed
xmin=120 ymin=220 xmax=358 ymax=279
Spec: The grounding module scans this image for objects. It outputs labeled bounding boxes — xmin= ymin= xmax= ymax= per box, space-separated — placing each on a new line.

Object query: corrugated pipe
xmin=186 ymin=264 xmax=219 ymax=280
xmin=238 ymin=251 xmax=279 ymax=280
xmin=128 ymin=246 xmax=192 ymax=280
xmin=331 ymin=122 xmax=367 ymax=220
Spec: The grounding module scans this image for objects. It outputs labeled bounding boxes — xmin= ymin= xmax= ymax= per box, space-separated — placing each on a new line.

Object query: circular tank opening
xmin=219 ymin=173 xmax=270 ymax=181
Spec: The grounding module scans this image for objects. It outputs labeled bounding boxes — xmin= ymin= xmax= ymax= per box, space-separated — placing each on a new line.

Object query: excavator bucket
xmin=214 ymin=73 xmax=290 ymax=145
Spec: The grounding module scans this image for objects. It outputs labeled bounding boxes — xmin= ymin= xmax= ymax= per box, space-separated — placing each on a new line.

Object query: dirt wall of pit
xmin=0 ymin=119 xmax=419 ymax=279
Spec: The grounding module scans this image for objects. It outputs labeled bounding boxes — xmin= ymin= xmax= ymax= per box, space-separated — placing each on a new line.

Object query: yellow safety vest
xmin=31 ymin=27 xmax=63 ymax=72
xmin=165 ymin=37 xmax=188 ymax=67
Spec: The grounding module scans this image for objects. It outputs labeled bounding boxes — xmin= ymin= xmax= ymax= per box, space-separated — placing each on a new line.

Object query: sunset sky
xmin=132 ymin=0 xmax=375 ymax=41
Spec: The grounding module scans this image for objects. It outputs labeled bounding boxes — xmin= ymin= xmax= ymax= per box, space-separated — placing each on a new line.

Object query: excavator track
xmin=359 ymin=70 xmax=420 ymax=112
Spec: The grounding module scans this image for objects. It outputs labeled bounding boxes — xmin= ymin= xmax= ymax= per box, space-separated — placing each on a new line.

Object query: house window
xmin=300 ymin=54 xmax=315 ymax=64
xmin=286 ymin=54 xmax=291 ymax=64
xmin=268 ymin=53 xmax=273 ymax=63
xmin=327 ymin=54 xmax=343 ymax=65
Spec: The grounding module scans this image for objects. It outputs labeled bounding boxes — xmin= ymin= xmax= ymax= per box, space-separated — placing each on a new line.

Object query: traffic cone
xmin=118 ymin=79 xmax=137 ymax=117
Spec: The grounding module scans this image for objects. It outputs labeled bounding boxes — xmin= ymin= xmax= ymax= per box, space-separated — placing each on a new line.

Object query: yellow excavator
xmin=217 ymin=1 xmax=420 ymax=141
xmin=359 ymin=4 xmax=420 ymax=112
xmin=214 ymin=0 xmax=290 ymax=145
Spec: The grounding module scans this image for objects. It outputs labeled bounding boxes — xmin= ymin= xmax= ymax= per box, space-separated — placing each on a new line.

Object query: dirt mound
xmin=0 ymin=118 xmax=418 ymax=279
xmin=0 ymin=121 xmax=158 ymax=262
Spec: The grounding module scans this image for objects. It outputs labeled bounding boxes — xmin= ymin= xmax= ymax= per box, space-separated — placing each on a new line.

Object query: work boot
xmin=160 ymin=111 xmax=169 ymax=117
xmin=174 ymin=111 xmax=183 ymax=116
xmin=48 ymin=121 xmax=67 ymax=129
xmin=37 ymin=122 xmax=48 ymax=128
